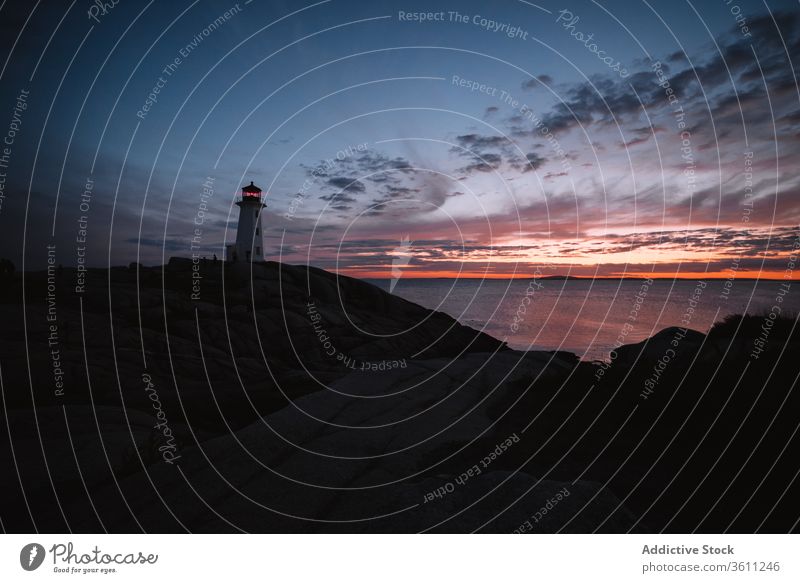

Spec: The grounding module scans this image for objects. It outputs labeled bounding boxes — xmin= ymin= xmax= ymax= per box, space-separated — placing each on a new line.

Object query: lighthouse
xmin=227 ymin=181 xmax=266 ymax=262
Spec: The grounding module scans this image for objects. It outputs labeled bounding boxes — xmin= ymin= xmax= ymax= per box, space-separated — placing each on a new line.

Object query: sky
xmin=0 ymin=0 xmax=799 ymax=279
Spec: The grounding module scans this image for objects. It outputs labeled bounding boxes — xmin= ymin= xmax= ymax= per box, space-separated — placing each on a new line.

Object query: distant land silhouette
xmin=366 ymin=275 xmax=790 ymax=281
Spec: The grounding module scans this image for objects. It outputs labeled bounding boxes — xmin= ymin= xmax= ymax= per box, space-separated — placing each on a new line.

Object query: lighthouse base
xmin=225 ymin=243 xmax=264 ymax=263
xmin=225 ymin=244 xmax=237 ymax=262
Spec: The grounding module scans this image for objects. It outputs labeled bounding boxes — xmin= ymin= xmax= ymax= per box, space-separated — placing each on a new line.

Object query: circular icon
xmin=20 ymin=543 xmax=46 ymax=571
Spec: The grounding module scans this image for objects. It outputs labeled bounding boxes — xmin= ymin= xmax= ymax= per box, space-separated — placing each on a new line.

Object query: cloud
xmin=620 ymin=125 xmax=664 ymax=148
xmin=384 ymin=185 xmax=420 ymax=198
xmin=509 ymin=152 xmax=546 ymax=172
xmin=521 ymin=75 xmax=553 ymax=90
xmin=459 ymin=153 xmax=503 ymax=174
xmin=319 ymin=190 xmax=357 ymax=203
xmin=454 ymin=133 xmax=509 ymax=150
xmin=353 ymin=152 xmax=414 ymax=174
xmin=127 ymin=237 xmax=186 ymax=252
xmin=419 ymin=173 xmax=453 ymax=208
xmin=452 ymin=133 xmax=543 ymax=176
xmin=325 ymin=176 xmax=365 ymax=193
xmin=522 ymin=10 xmax=800 ymax=138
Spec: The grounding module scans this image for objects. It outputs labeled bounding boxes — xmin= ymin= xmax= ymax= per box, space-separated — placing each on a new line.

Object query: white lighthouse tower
xmin=227 ymin=181 xmax=266 ymax=262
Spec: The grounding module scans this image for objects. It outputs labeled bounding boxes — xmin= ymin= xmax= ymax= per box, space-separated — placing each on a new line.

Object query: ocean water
xmin=366 ymin=278 xmax=799 ymax=361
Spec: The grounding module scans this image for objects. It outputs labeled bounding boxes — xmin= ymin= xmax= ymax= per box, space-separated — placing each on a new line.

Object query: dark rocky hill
xmin=1 ymin=263 xmax=798 ymax=532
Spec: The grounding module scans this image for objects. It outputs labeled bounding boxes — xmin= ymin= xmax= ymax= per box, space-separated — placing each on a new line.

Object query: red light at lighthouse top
xmin=241 ymin=181 xmax=262 ymax=200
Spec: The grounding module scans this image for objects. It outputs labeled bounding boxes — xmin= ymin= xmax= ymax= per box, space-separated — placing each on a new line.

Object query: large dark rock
xmin=612 ymin=326 xmax=706 ymax=367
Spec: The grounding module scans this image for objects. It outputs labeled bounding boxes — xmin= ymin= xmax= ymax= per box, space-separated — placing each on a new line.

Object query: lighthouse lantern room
xmin=227 ymin=181 xmax=266 ymax=262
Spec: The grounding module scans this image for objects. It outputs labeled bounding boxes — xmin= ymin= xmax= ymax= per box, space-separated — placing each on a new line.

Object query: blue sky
xmin=1 ymin=0 xmax=799 ymax=277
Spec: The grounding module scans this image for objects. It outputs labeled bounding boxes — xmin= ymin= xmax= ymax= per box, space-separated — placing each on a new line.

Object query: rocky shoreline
xmin=1 ymin=260 xmax=798 ymax=532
